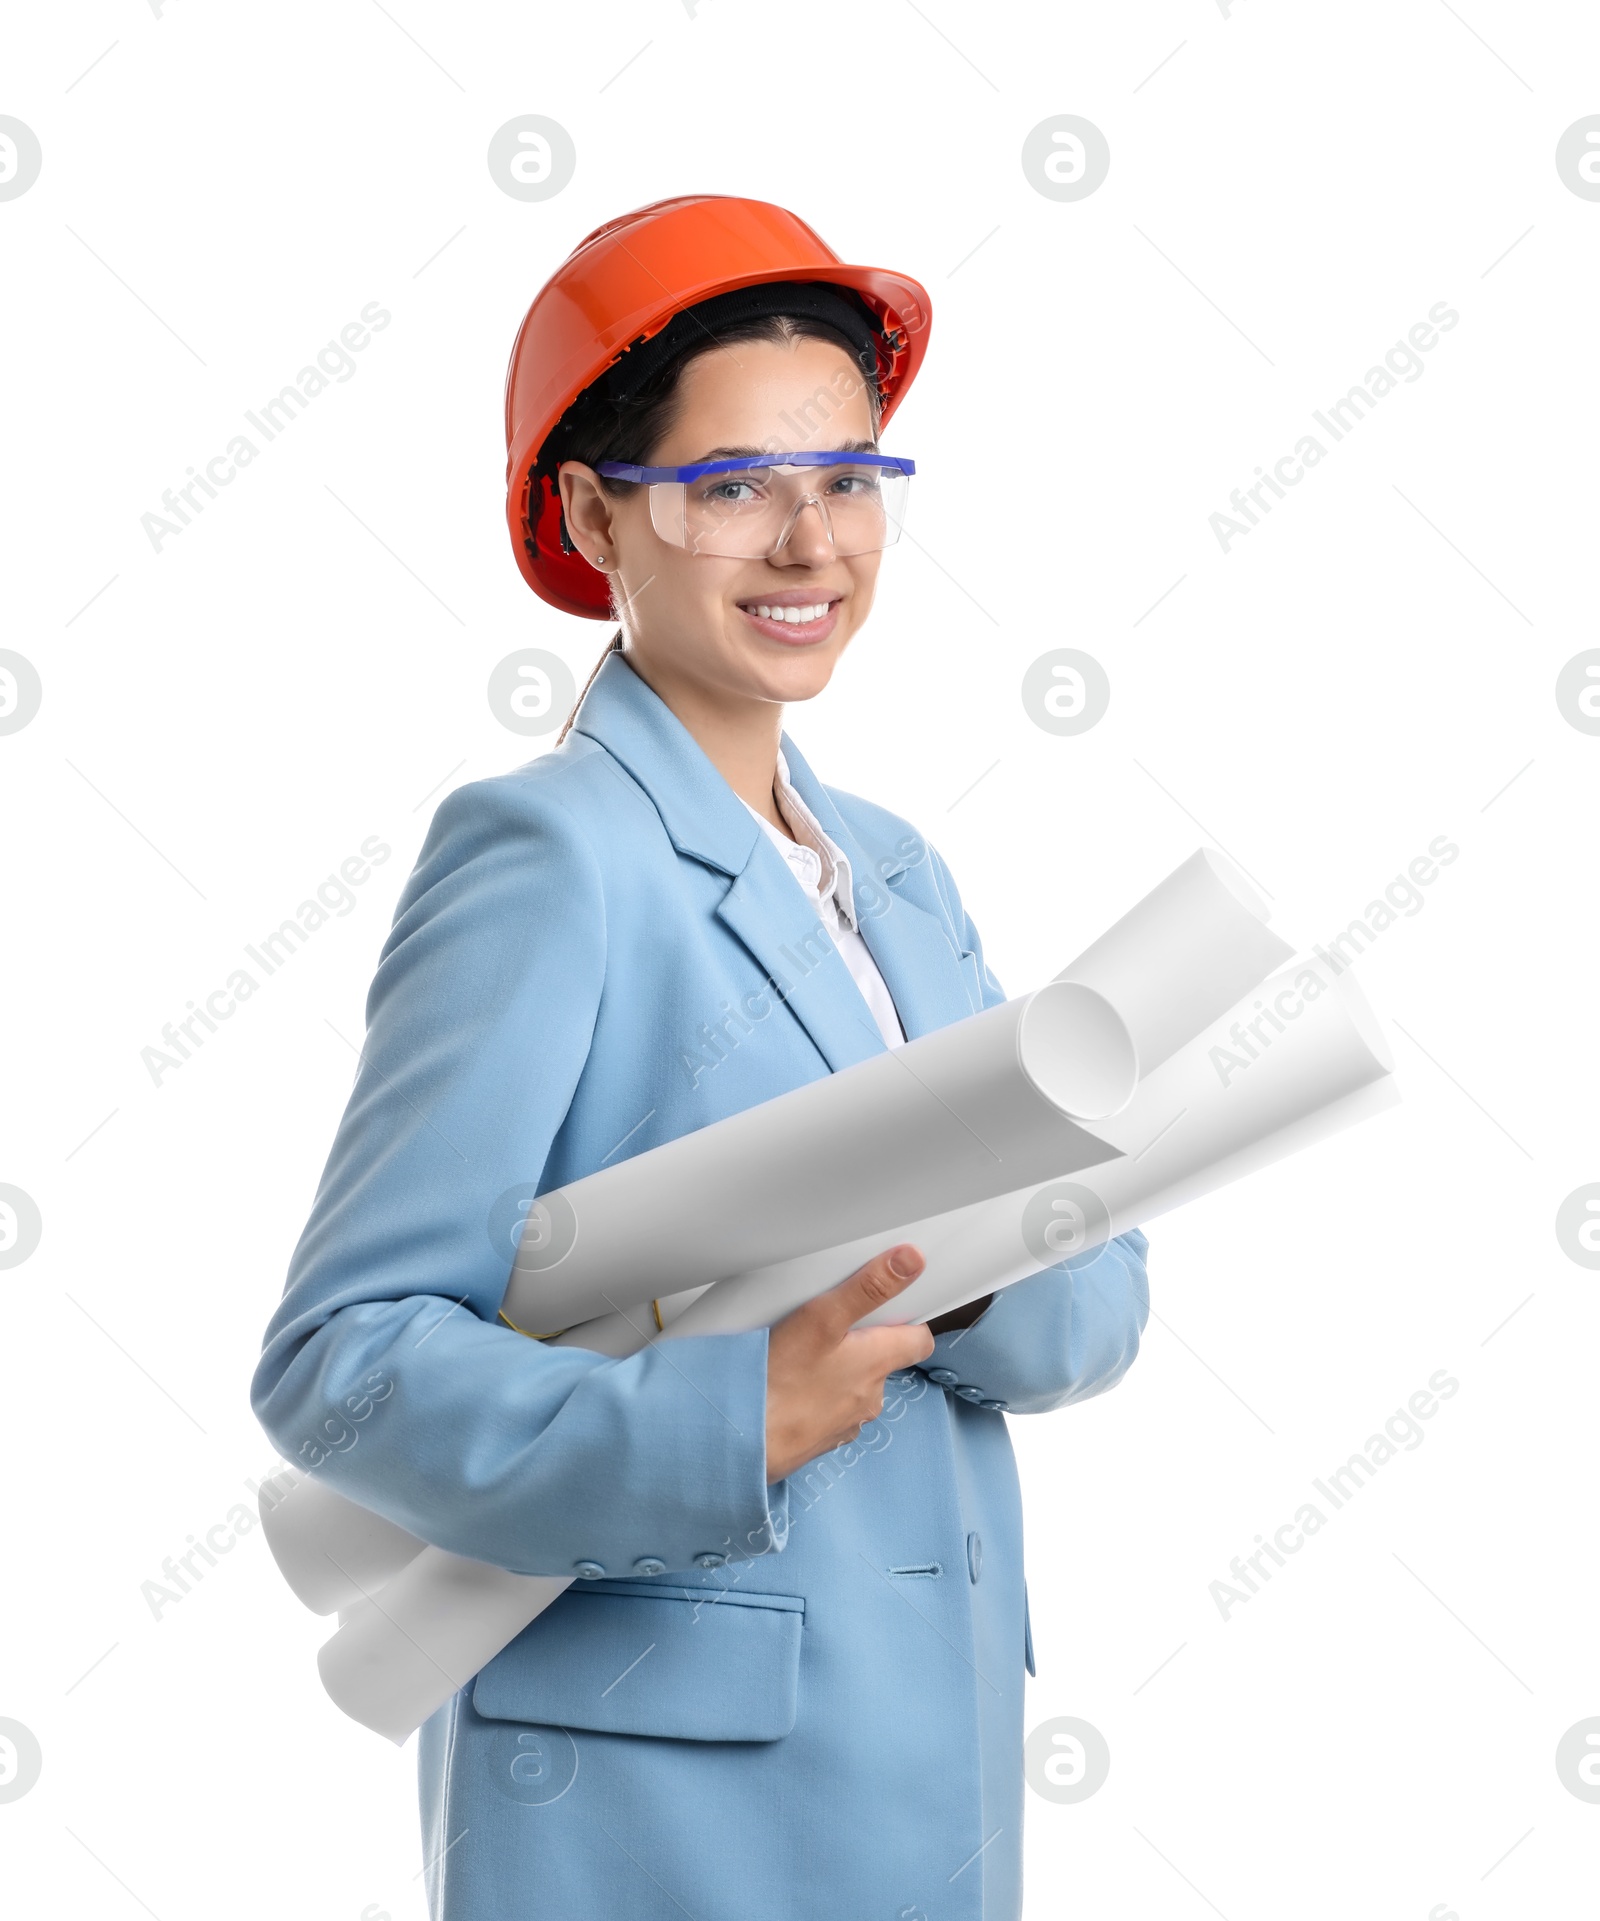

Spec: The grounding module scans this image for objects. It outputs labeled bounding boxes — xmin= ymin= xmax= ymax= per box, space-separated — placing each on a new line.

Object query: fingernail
xmin=887 ymin=1245 xmax=920 ymax=1279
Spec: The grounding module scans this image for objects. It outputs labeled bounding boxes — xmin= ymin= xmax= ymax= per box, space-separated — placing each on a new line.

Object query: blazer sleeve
xmin=915 ymin=843 xmax=1152 ymax=1415
xmin=249 ymin=777 xmax=788 ymax=1579
xmin=924 ymin=1232 xmax=1150 ymax=1415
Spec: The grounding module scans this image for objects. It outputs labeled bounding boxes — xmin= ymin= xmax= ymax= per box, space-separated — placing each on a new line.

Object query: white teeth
xmin=752 ymin=603 xmax=830 ymax=624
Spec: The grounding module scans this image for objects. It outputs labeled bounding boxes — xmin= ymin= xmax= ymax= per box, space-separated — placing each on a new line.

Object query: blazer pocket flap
xmin=472 ymin=1583 xmax=805 ymax=1743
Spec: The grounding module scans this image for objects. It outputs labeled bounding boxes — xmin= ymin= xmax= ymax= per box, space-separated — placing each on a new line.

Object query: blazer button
xmin=966 ymin=1531 xmax=983 ymax=1583
xmin=980 ymin=1397 xmax=1009 ymax=1411
xmin=573 ymin=1560 xmax=605 ymax=1579
xmin=693 ymin=1551 xmax=728 ymax=1569
xmin=632 ymin=1557 xmax=666 ymax=1576
xmin=927 ymin=1368 xmax=959 ymax=1385
xmin=954 ymin=1385 xmax=984 ymax=1402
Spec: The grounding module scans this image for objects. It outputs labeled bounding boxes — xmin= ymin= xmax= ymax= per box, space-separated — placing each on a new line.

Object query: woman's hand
xmin=764 ymin=1244 xmax=935 ymax=1484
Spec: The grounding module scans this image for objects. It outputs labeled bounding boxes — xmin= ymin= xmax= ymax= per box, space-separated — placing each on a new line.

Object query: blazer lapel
xmin=570 ymin=652 xmax=884 ymax=1074
xmin=779 ymin=734 xmax=980 ymax=1043
xmin=713 ymin=860 xmax=886 ymax=1074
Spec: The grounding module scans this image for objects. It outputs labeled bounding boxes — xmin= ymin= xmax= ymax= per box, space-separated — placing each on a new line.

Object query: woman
xmin=251 ymin=195 xmax=1150 ymax=1921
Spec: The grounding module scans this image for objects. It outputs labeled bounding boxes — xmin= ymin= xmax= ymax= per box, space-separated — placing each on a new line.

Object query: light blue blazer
xmin=251 ymin=649 xmax=1149 ymax=1921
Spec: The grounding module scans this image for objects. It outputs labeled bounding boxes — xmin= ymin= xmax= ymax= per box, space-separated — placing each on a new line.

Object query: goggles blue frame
xmin=594 ymin=451 xmax=916 ymax=484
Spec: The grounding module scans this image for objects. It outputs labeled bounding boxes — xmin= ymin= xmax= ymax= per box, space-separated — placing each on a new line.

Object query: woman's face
xmin=559 ymin=335 xmax=886 ymax=709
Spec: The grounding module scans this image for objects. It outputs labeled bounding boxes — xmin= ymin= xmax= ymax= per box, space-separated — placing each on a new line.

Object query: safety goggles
xmin=594 ymin=451 xmax=915 ymax=560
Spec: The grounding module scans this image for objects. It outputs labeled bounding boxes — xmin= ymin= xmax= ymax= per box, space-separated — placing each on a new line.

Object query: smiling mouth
xmin=735 ymin=594 xmax=843 ymax=627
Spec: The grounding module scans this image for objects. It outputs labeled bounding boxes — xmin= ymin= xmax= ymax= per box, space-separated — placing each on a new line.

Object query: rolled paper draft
xmin=278 ymin=853 xmax=1359 ymax=1741
xmin=870 ymin=963 xmax=1396 ymax=1323
xmin=259 ymin=1291 xmax=714 ymax=1651
xmin=310 ymin=1283 xmax=693 ymax=1743
xmin=259 ymin=1466 xmax=428 ymax=1616
xmin=314 ymin=1071 xmax=1397 ymax=1741
xmin=670 ymin=962 xmax=1395 ymax=1339
xmin=1053 ymin=848 xmax=1293 ymax=1076
xmin=543 ymin=849 xmax=1293 ymax=1352
xmin=276 ymin=848 xmax=1298 ymax=1652
xmin=318 ymin=1559 xmax=572 ymax=1747
xmin=857 ymin=1073 xmax=1402 ymax=1331
xmin=313 ymin=964 xmax=1397 ymax=1744
xmin=503 ymin=980 xmax=1137 ymax=1334
xmin=505 ymin=846 xmax=1294 ymax=1337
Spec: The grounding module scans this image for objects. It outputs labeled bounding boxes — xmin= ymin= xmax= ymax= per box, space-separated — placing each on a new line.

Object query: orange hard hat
xmin=503 ymin=195 xmax=932 ymax=617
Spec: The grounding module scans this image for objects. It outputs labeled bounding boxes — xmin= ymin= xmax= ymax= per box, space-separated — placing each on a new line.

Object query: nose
xmin=769 ymin=494 xmax=835 ymax=566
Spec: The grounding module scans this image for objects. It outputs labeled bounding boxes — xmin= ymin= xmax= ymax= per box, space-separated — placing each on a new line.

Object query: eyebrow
xmin=692 ymin=438 xmax=880 ymax=461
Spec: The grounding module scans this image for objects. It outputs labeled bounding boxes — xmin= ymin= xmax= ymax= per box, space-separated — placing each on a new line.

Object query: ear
xmin=558 ymin=463 xmax=617 ymax=568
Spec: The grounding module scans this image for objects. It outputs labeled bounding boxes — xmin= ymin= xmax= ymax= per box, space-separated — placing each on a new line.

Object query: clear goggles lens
xmin=598 ymin=455 xmax=912 ymax=560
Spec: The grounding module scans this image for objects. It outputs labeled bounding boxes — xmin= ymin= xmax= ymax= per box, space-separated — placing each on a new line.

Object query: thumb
xmin=810 ymin=1243 xmax=926 ymax=1342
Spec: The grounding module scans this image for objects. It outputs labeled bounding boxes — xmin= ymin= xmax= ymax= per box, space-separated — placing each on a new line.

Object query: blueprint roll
xmin=857 ymin=1074 xmax=1402 ymax=1331
xmin=266 ymin=848 xmax=1331 ymax=1740
xmin=870 ymin=960 xmax=1399 ymax=1324
xmin=312 ymin=978 xmax=1398 ymax=1748
xmin=545 ymin=849 xmax=1295 ymax=1350
xmin=268 ymin=986 xmax=1136 ymax=1625
xmin=504 ymin=847 xmax=1294 ymax=1338
xmin=1053 ymin=849 xmax=1293 ymax=1076
xmin=670 ymin=963 xmax=1396 ymax=1339
xmin=258 ymin=1468 xmax=428 ymax=1616
xmin=291 ymin=965 xmax=1398 ymax=1739
xmin=310 ymin=1280 xmax=694 ymax=1744
xmin=266 ymin=835 xmax=1291 ymax=1634
xmin=502 ymin=980 xmax=1139 ymax=1336
xmin=318 ymin=1558 xmax=573 ymax=1747
xmin=262 ymin=1288 xmax=712 ymax=1634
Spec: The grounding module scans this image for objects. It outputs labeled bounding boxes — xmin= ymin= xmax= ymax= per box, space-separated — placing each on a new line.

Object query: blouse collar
xmin=738 ymin=749 xmax=860 ymax=932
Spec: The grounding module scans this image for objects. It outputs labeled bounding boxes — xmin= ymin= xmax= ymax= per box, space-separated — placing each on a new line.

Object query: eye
xmin=699 ymin=475 xmax=766 ymax=506
xmin=826 ymin=468 xmax=882 ymax=497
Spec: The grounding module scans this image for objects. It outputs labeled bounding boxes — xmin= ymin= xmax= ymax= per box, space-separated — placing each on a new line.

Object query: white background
xmin=3 ymin=2 xmax=1597 ymax=1916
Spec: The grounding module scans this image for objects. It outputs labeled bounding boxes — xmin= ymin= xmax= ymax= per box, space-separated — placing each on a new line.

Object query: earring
xmin=594 ymin=553 xmax=607 ymax=568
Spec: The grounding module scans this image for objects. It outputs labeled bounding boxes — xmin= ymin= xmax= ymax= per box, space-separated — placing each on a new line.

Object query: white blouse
xmin=740 ymin=751 xmax=908 ymax=1052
